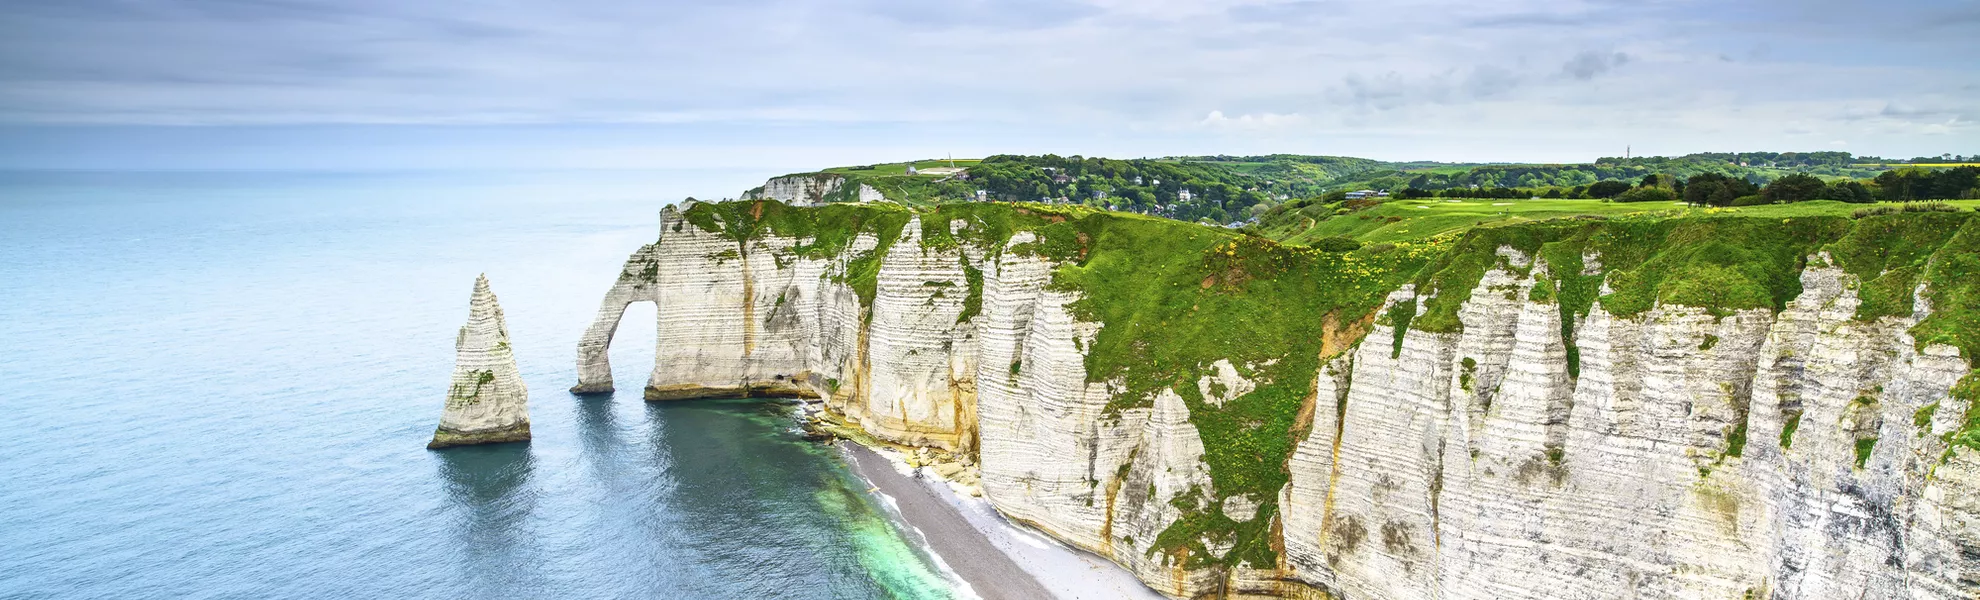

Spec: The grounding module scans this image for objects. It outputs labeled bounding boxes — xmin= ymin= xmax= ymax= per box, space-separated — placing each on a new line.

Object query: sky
xmin=0 ymin=0 xmax=1975 ymax=170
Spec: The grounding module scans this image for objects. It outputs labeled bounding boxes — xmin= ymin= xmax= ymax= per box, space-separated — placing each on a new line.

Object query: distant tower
xmin=1626 ymin=145 xmax=1631 ymax=160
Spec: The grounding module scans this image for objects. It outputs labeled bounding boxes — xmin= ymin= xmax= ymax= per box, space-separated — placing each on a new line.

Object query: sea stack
xmin=428 ymin=275 xmax=531 ymax=449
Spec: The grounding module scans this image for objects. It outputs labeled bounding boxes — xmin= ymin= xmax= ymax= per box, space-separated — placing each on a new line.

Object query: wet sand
xmin=842 ymin=442 xmax=1053 ymax=600
xmin=842 ymin=442 xmax=1169 ymax=600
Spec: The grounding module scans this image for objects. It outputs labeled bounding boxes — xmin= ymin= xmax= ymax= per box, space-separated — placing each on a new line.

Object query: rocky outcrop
xmin=574 ymin=201 xmax=1980 ymax=599
xmin=430 ymin=275 xmax=530 ymax=449
xmin=739 ymin=174 xmax=889 ymax=206
xmin=744 ymin=173 xmax=846 ymax=206
xmin=856 ymin=183 xmax=886 ymax=203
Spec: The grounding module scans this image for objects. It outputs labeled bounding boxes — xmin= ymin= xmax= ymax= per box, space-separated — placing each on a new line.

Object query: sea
xmin=0 ymin=170 xmax=960 ymax=599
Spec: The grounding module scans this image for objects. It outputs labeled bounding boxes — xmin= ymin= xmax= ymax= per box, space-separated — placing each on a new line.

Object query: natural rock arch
xmin=570 ymin=243 xmax=659 ymax=394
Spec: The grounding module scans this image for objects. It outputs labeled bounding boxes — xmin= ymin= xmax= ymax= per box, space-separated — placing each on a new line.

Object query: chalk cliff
xmin=576 ymin=200 xmax=1980 ymax=599
xmin=430 ymin=275 xmax=531 ymax=449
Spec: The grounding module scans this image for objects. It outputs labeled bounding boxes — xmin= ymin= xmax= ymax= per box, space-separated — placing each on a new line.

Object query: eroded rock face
xmin=430 ymin=275 xmax=530 ymax=449
xmin=744 ymin=174 xmax=845 ymax=206
xmin=571 ymin=243 xmax=658 ymax=394
xmin=1280 ymin=250 xmax=1976 ymax=600
xmin=574 ymin=206 xmax=1980 ymax=599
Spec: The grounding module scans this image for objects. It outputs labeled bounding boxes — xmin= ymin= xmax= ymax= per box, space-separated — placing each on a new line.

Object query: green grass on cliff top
xmin=818 ymin=159 xmax=981 ymax=177
xmin=1261 ymin=198 xmax=1980 ymax=246
xmin=679 ymin=198 xmax=1980 ymax=568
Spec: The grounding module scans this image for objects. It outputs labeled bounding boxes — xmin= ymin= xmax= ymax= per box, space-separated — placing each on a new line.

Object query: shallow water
xmin=0 ymin=170 xmax=956 ymax=599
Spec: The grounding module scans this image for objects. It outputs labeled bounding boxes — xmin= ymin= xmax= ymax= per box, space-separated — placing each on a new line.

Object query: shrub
xmin=1853 ymin=205 xmax=1899 ymax=218
xmin=1729 ymin=194 xmax=1770 ymax=207
xmin=1613 ymin=187 xmax=1678 ymax=203
xmin=1310 ymin=236 xmax=1363 ymax=252
xmin=1850 ymin=202 xmax=1960 ymax=218
xmin=1587 ymin=180 xmax=1633 ymax=199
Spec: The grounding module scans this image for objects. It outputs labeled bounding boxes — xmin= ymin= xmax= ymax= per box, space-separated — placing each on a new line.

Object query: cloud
xmin=1561 ymin=50 xmax=1629 ymax=80
xmin=857 ymin=0 xmax=1101 ymax=29
xmin=0 ymin=0 xmax=1973 ymax=164
xmin=1226 ymin=1 xmax=1339 ymax=25
xmin=1464 ymin=65 xmax=1521 ymax=98
xmin=1199 ymin=110 xmax=1309 ymax=130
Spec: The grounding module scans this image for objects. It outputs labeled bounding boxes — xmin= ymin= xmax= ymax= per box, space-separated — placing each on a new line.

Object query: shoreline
xmin=839 ymin=441 xmax=1166 ymax=600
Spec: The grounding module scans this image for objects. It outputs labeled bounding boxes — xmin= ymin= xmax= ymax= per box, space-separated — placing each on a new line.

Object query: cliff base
xmin=568 ymin=382 xmax=614 ymax=395
xmin=643 ymin=382 xmax=818 ymax=401
xmin=427 ymin=421 xmax=532 ymax=449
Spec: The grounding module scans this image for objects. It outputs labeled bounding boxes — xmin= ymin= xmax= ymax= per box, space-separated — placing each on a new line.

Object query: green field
xmin=1856 ymin=163 xmax=1980 ymax=169
xmin=821 ymin=159 xmax=981 ymax=177
xmin=1264 ymin=198 xmax=1980 ymax=245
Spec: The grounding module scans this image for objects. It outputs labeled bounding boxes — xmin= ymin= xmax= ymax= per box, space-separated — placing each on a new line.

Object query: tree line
xmin=1381 ymin=166 xmax=1978 ymax=206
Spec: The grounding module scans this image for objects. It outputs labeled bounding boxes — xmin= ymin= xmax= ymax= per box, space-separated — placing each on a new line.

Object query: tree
xmin=1875 ymin=170 xmax=1912 ymax=201
xmin=1587 ymin=180 xmax=1633 ymax=199
xmin=1819 ymin=180 xmax=1873 ymax=203
xmin=1684 ymin=172 xmax=1757 ymax=207
xmin=1614 ymin=187 xmax=1677 ymax=203
xmin=1761 ymin=173 xmax=1826 ymax=203
xmin=1641 ymin=174 xmax=1661 ymax=188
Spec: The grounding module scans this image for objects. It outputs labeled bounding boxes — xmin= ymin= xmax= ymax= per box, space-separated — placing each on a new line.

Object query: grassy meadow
xmin=1263 ymin=198 xmax=1980 ymax=245
xmin=821 ymin=159 xmax=982 ymax=177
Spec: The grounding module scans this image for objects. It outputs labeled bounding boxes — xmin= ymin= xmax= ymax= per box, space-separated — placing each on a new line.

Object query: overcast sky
xmin=1 ymin=0 xmax=1975 ymax=169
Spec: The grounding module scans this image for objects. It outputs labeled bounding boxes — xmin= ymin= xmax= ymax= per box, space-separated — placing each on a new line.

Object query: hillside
xmin=749 ymin=152 xmax=1976 ymax=228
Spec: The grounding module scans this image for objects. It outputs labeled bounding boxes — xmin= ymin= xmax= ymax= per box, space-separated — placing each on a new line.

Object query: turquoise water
xmin=0 ymin=171 xmax=956 ymax=599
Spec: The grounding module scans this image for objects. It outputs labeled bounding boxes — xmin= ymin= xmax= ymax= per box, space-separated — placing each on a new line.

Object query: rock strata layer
xmin=575 ymin=200 xmax=1980 ymax=599
xmin=430 ymin=275 xmax=531 ymax=449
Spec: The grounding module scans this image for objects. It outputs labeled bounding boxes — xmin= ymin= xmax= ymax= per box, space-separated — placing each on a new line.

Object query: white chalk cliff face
xmin=575 ymin=204 xmax=1980 ymax=599
xmin=740 ymin=174 xmax=888 ymax=205
xmin=743 ymin=173 xmax=846 ymax=206
xmin=1279 ymin=253 xmax=1979 ymax=600
xmin=430 ymin=275 xmax=530 ymax=449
